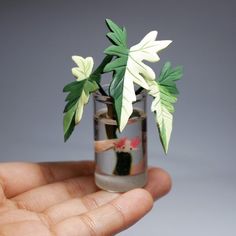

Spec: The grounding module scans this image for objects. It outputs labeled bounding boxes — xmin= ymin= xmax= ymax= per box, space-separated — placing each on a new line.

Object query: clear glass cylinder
xmin=93 ymin=90 xmax=147 ymax=192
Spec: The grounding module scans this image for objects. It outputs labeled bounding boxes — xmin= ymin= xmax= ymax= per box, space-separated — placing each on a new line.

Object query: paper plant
xmin=63 ymin=19 xmax=183 ymax=154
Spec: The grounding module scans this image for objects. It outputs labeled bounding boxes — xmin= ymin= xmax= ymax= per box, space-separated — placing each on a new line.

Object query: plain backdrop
xmin=0 ymin=0 xmax=236 ymax=235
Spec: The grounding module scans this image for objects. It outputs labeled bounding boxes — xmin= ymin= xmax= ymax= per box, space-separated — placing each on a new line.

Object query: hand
xmin=0 ymin=161 xmax=171 ymax=235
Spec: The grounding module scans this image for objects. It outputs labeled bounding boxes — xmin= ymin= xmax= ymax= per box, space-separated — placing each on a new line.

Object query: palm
xmin=0 ymin=161 xmax=171 ymax=235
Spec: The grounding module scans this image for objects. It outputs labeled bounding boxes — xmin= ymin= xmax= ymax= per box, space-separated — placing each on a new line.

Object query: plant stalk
xmin=105 ymin=103 xmax=132 ymax=175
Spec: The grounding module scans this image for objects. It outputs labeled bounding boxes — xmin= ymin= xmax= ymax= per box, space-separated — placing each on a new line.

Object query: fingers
xmin=44 ymin=191 xmax=120 ymax=224
xmin=12 ymin=176 xmax=98 ymax=212
xmin=145 ymin=167 xmax=172 ymax=201
xmin=41 ymin=167 xmax=171 ymax=224
xmin=11 ymin=167 xmax=171 ymax=213
xmin=0 ymin=161 xmax=94 ymax=198
xmin=53 ymin=188 xmax=153 ymax=236
xmin=0 ymin=168 xmax=171 ymax=236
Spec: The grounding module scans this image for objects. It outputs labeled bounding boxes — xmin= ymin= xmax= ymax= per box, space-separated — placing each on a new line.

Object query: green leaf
xmin=104 ymin=45 xmax=129 ymax=57
xmin=104 ymin=57 xmax=126 ymax=72
xmin=92 ymin=55 xmax=113 ymax=84
xmin=104 ymin=20 xmax=131 ymax=131
xmin=65 ymin=80 xmax=86 ymax=101
xmin=63 ymin=104 xmax=77 ymax=141
xmin=109 ymin=68 xmax=126 ymax=125
xmin=104 ymin=19 xmax=172 ymax=131
xmin=106 ymin=19 xmax=127 ymax=47
xmin=63 ymin=97 xmax=77 ymax=113
xmin=159 ymin=84 xmax=179 ymax=96
xmin=63 ymin=81 xmax=79 ymax=92
xmin=84 ymin=80 xmax=98 ymax=95
xmin=148 ymin=62 xmax=183 ymax=153
xmin=158 ymin=62 xmax=183 ymax=94
xmin=64 ymin=113 xmax=76 ymax=142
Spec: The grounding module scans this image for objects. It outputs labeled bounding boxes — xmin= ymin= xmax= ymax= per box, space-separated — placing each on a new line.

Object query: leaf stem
xmin=98 ymin=83 xmax=108 ymax=96
xmin=135 ymin=87 xmax=144 ymax=95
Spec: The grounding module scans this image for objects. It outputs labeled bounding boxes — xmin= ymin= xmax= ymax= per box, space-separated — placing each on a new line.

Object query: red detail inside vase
xmin=114 ymin=137 xmax=140 ymax=153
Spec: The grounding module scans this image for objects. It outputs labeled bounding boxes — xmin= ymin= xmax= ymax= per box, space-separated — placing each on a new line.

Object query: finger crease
xmin=37 ymin=213 xmax=56 ymax=236
xmin=109 ymin=201 xmax=126 ymax=229
xmin=81 ymin=196 xmax=99 ymax=211
xmin=14 ymin=199 xmax=30 ymax=211
xmin=79 ymin=214 xmax=97 ymax=236
xmin=39 ymin=165 xmax=56 ymax=184
xmin=63 ymin=179 xmax=84 ymax=198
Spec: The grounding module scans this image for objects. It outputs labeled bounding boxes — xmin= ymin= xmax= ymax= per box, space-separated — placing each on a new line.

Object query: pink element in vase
xmin=114 ymin=137 xmax=141 ymax=153
xmin=114 ymin=137 xmax=127 ymax=150
xmin=130 ymin=137 xmax=140 ymax=149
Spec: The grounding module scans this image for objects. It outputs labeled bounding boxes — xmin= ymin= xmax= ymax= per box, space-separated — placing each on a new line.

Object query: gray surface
xmin=0 ymin=0 xmax=236 ymax=235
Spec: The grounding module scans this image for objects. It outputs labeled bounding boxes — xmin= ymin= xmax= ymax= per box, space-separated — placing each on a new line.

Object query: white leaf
xmin=129 ymin=31 xmax=172 ymax=81
xmin=71 ymin=56 xmax=94 ymax=81
xmin=119 ymin=72 xmax=137 ymax=131
xmin=75 ymin=91 xmax=89 ymax=124
xmin=119 ymin=31 xmax=172 ymax=131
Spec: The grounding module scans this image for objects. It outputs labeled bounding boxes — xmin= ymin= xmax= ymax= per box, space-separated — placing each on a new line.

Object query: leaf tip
xmin=105 ymin=18 xmax=113 ymax=27
xmin=71 ymin=55 xmax=77 ymax=62
xmin=62 ymin=86 xmax=67 ymax=93
xmin=151 ymin=30 xmax=158 ymax=37
xmin=160 ymin=40 xmax=173 ymax=51
xmin=164 ymin=146 xmax=168 ymax=155
xmin=103 ymin=64 xmax=109 ymax=73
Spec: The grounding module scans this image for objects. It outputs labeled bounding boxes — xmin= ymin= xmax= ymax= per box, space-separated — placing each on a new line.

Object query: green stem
xmin=98 ymin=83 xmax=108 ymax=96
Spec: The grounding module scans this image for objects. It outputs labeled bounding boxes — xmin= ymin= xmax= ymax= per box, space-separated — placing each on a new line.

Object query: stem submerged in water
xmin=105 ymin=103 xmax=132 ymax=175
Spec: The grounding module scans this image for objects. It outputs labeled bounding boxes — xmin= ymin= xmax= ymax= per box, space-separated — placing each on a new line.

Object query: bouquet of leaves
xmin=63 ymin=19 xmax=183 ymax=154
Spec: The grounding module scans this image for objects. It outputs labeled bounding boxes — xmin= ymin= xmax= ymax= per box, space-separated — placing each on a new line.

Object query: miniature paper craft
xmin=63 ymin=19 xmax=183 ymax=155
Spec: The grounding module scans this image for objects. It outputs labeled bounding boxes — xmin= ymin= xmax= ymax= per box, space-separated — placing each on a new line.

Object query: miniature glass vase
xmin=93 ymin=90 xmax=147 ymax=192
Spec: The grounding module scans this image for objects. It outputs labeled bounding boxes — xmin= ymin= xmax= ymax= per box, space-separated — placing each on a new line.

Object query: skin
xmin=0 ymin=161 xmax=171 ymax=236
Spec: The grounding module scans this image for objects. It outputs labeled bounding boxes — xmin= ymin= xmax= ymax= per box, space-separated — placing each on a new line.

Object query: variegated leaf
xmin=129 ymin=31 xmax=172 ymax=82
xmin=104 ymin=19 xmax=172 ymax=131
xmin=75 ymin=90 xmax=89 ymax=124
xmin=148 ymin=80 xmax=174 ymax=153
xmin=71 ymin=56 xmax=95 ymax=125
xmin=148 ymin=62 xmax=183 ymax=153
xmin=63 ymin=56 xmax=99 ymax=141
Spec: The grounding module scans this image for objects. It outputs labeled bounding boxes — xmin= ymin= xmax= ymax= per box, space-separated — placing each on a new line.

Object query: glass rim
xmin=93 ymin=84 xmax=147 ymax=104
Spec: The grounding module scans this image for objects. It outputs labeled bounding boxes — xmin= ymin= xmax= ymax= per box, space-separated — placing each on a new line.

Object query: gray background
xmin=0 ymin=0 xmax=236 ymax=235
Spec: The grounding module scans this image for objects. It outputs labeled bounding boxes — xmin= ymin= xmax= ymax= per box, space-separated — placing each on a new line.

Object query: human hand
xmin=0 ymin=161 xmax=171 ymax=235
